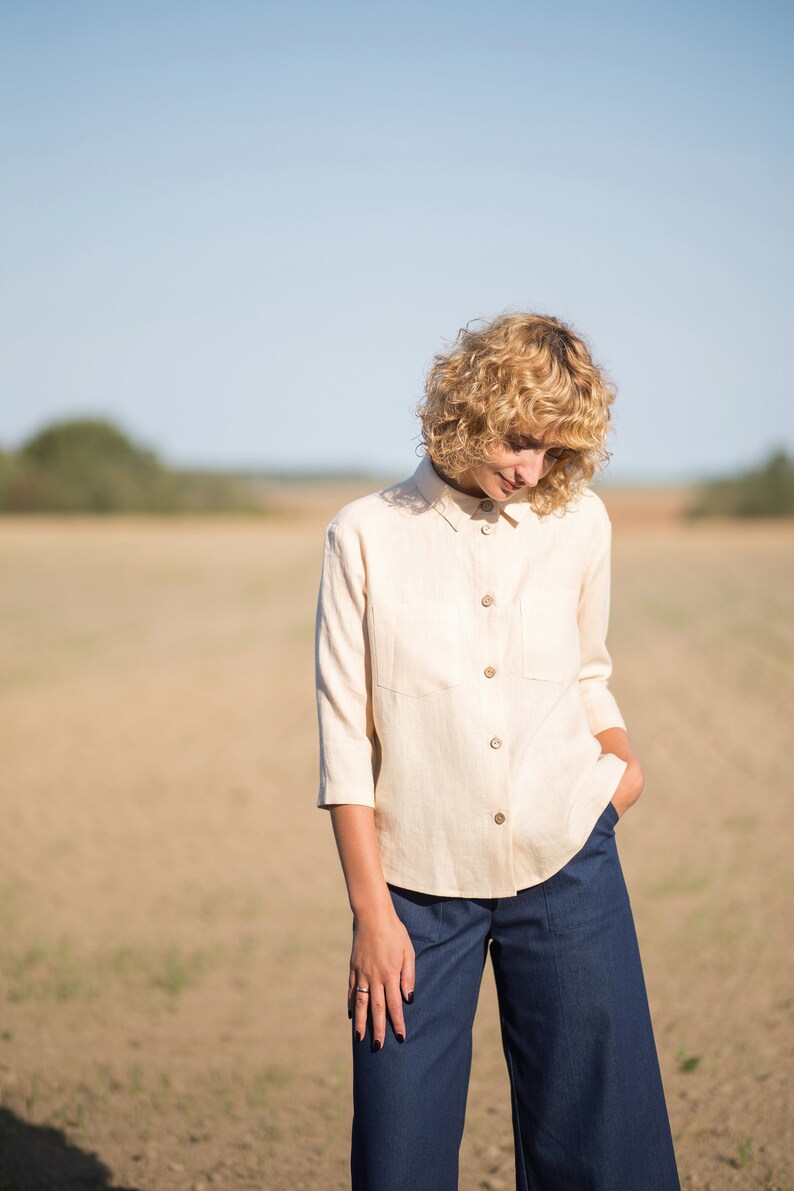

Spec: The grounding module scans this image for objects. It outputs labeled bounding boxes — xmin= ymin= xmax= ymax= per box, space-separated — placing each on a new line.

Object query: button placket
xmin=475 ymin=508 xmax=512 ymax=876
xmin=480 ymin=592 xmax=497 ymax=680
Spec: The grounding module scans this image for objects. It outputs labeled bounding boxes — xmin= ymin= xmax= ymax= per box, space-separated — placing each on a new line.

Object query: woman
xmin=314 ymin=312 xmax=681 ymax=1191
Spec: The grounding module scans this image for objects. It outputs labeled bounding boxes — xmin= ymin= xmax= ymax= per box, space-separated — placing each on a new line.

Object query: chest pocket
xmin=370 ymin=602 xmax=463 ymax=698
xmin=520 ymin=589 xmax=581 ymax=683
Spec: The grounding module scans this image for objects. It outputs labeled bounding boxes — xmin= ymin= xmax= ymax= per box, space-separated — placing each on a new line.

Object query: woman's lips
xmin=499 ymin=473 xmax=522 ymax=491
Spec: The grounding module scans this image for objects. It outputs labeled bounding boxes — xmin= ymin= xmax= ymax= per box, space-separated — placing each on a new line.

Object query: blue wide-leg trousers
xmin=350 ymin=801 xmax=681 ymax=1191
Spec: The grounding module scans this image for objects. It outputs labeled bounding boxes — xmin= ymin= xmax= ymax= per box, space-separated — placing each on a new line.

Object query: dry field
xmin=0 ymin=484 xmax=792 ymax=1191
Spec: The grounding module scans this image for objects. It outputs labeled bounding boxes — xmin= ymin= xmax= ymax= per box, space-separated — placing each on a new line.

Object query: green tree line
xmin=685 ymin=448 xmax=794 ymax=519
xmin=0 ymin=419 xmax=264 ymax=514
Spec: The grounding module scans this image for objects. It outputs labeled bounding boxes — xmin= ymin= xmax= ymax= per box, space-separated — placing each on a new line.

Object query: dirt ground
xmin=0 ymin=484 xmax=792 ymax=1190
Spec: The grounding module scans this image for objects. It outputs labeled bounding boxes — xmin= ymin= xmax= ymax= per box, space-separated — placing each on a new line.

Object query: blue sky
xmin=1 ymin=0 xmax=791 ymax=481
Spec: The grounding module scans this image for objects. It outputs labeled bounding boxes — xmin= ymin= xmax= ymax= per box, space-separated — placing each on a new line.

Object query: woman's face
xmin=451 ymin=432 xmax=566 ymax=500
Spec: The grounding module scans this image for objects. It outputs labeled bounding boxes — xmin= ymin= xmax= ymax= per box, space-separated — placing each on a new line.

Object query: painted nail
xmin=396 ymin=1032 xmax=405 ymax=1043
xmin=373 ymin=1039 xmax=381 ymax=1051
xmin=355 ymin=1030 xmax=362 ymax=1042
xmin=407 ymin=991 xmax=414 ymax=1004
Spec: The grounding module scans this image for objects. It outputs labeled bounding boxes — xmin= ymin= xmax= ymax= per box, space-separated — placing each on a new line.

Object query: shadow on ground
xmin=0 ymin=1108 xmax=140 ymax=1191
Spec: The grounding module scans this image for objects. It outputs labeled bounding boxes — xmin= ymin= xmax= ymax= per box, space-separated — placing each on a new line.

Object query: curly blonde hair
xmin=413 ymin=311 xmax=617 ymax=515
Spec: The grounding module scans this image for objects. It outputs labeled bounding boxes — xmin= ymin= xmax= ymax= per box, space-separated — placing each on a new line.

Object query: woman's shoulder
xmin=324 ymin=473 xmax=420 ymax=539
xmin=575 ymin=485 xmax=611 ymax=518
xmin=560 ymin=484 xmax=612 ymax=530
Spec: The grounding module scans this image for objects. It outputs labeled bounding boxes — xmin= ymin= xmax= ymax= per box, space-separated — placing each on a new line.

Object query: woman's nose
xmin=517 ymin=455 xmax=546 ymax=486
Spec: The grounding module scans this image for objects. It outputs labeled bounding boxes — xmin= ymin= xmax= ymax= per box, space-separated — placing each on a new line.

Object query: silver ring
xmin=356 ymin=985 xmax=370 ymax=993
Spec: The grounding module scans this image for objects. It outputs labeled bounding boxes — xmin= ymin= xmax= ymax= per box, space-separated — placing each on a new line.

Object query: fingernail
xmin=355 ymin=1030 xmax=362 ymax=1042
xmin=407 ymin=991 xmax=414 ymax=1004
xmin=396 ymin=1032 xmax=405 ymax=1043
xmin=373 ymin=1039 xmax=381 ymax=1051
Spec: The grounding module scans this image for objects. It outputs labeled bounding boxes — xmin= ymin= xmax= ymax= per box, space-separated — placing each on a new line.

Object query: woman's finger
xmin=368 ymin=982 xmax=388 ymax=1051
xmin=353 ymin=978 xmax=372 ymax=1044
xmin=400 ymin=947 xmax=415 ymax=1006
xmin=385 ymin=977 xmax=406 ymax=1043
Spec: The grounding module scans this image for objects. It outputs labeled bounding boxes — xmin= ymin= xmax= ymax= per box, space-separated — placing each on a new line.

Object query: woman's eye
xmin=506 ymin=440 xmax=565 ymax=459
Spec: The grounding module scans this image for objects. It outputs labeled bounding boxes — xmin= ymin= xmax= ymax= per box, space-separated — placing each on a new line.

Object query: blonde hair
xmin=413 ymin=311 xmax=617 ymax=515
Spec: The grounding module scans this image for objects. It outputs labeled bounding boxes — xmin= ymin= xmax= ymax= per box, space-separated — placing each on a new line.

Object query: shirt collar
xmin=412 ymin=452 xmax=531 ymax=531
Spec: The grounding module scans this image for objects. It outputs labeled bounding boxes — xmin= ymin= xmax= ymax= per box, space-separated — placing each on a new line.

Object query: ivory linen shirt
xmin=314 ymin=452 xmax=629 ymax=898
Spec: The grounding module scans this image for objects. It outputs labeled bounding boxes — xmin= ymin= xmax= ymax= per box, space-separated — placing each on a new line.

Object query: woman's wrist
xmin=350 ymin=886 xmax=397 ymax=923
xmin=594 ymin=725 xmax=635 ymax=763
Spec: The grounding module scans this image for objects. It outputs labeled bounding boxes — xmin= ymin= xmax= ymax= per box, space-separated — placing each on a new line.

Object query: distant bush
xmin=0 ymin=418 xmax=263 ymax=514
xmin=685 ymin=449 xmax=794 ymax=519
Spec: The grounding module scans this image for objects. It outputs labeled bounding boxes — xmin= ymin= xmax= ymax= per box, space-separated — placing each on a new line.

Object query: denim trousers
xmin=350 ymin=801 xmax=681 ymax=1191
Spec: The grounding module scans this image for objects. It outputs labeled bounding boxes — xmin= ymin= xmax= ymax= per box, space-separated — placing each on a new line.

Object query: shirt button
xmin=494 ymin=811 xmax=506 ymax=825
xmin=480 ymin=500 xmax=494 ymax=511
xmin=481 ymin=594 xmax=494 ymax=607
xmin=481 ymin=524 xmax=493 ymax=535
xmin=490 ymin=736 xmax=502 ymax=749
xmin=484 ymin=666 xmax=496 ymax=678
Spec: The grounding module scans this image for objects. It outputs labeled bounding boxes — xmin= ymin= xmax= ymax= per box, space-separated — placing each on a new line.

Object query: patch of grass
xmin=674 ymin=905 xmax=749 ymax=952
xmin=242 ymin=893 xmax=265 ymax=920
xmin=24 ymin=1073 xmax=40 ymax=1118
xmin=197 ymin=888 xmax=232 ymax=924
xmin=245 ymin=1065 xmax=293 ymax=1110
xmin=675 ymin=1047 xmax=701 ymax=1073
xmin=204 ymin=1070 xmax=238 ymax=1121
xmin=188 ymin=885 xmax=265 ymax=926
xmin=256 ymin=1115 xmax=285 ymax=1143
xmin=109 ymin=946 xmax=138 ymax=979
xmin=722 ymin=814 xmax=760 ymax=832
xmin=1 ymin=938 xmax=218 ymax=1004
xmin=109 ymin=941 xmax=218 ymax=998
xmin=4 ymin=941 xmax=87 ymax=1004
xmin=640 ymin=599 xmax=698 ymax=629
xmin=150 ymin=944 xmax=210 ymax=996
xmin=736 ymin=1136 xmax=755 ymax=1168
xmin=0 ymin=878 xmax=28 ymax=930
xmin=648 ymin=872 xmax=710 ymax=898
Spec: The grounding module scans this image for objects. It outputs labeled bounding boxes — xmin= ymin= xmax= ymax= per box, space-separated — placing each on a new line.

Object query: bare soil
xmin=0 ymin=488 xmax=792 ymax=1190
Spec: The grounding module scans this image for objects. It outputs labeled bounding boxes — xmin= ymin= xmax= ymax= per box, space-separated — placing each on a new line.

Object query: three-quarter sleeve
xmin=315 ymin=518 xmax=378 ymax=808
xmin=576 ymin=503 xmax=627 ymax=735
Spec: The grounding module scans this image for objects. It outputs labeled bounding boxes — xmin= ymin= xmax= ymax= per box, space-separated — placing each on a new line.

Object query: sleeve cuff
xmin=578 ymin=683 xmax=627 ymax=736
xmin=317 ymin=787 xmax=376 ymax=810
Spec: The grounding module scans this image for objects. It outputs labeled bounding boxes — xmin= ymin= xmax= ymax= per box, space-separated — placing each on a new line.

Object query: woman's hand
xmin=327 ymin=805 xmax=415 ymax=1048
xmin=609 ymin=753 xmax=645 ymax=819
xmin=595 ymin=726 xmax=645 ymax=820
xmin=348 ymin=906 xmax=415 ymax=1050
